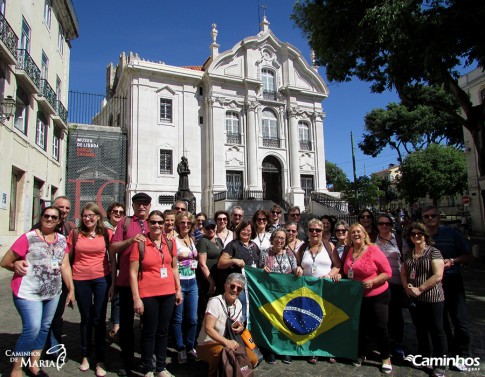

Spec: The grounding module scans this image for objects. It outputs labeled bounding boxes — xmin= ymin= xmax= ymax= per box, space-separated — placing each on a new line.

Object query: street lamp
xmin=0 ymin=95 xmax=16 ymax=122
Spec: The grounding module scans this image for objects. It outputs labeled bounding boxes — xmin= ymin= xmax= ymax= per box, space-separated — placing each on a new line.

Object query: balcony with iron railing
xmin=311 ymin=192 xmax=348 ymax=213
xmin=16 ymin=49 xmax=41 ymax=92
xmin=38 ymin=79 xmax=57 ymax=113
xmin=214 ymin=189 xmax=264 ymax=202
xmin=226 ymin=132 xmax=241 ymax=145
xmin=0 ymin=12 xmax=18 ymax=63
xmin=263 ymin=137 xmax=280 ymax=148
xmin=263 ymin=90 xmax=276 ymax=100
xmin=300 ymin=141 xmax=312 ymax=151
xmin=52 ymin=100 xmax=68 ymax=129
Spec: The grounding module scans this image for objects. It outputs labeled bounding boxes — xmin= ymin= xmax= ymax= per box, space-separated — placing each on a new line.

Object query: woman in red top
xmin=68 ymin=202 xmax=112 ymax=376
xmin=343 ymin=223 xmax=393 ymax=374
xmin=130 ymin=210 xmax=183 ymax=377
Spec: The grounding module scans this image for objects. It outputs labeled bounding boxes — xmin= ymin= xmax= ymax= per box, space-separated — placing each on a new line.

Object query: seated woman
xmin=196 ymin=273 xmax=258 ymax=377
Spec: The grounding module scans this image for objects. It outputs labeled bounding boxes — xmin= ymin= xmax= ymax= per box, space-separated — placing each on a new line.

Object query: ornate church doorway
xmin=262 ymin=156 xmax=282 ymax=203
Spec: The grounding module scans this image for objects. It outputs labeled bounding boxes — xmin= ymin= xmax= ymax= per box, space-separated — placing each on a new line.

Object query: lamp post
xmin=0 ymin=95 xmax=16 ymax=122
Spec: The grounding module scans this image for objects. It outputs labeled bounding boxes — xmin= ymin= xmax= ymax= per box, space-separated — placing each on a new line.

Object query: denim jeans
xmin=45 ymin=281 xmax=68 ymax=350
xmin=118 ymin=285 xmax=135 ymax=370
xmin=172 ymin=278 xmax=198 ymax=350
xmin=13 ymin=294 xmax=60 ymax=353
xmin=74 ymin=275 xmax=111 ymax=362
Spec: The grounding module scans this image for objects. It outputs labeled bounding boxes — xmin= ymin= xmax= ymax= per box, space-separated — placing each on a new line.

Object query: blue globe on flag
xmin=283 ymin=296 xmax=324 ymax=335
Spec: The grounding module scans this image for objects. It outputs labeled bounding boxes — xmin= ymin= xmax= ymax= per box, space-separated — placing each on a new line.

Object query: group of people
xmin=1 ymin=194 xmax=472 ymax=377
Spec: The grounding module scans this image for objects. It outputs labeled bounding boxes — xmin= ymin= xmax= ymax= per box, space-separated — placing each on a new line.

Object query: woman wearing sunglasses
xmin=214 ymin=210 xmax=233 ymax=247
xmin=285 ymin=221 xmax=304 ymax=255
xmin=1 ymin=206 xmax=74 ymax=377
xmin=401 ymin=223 xmax=447 ymax=377
xmin=130 ymin=210 xmax=182 ymax=377
xmin=334 ymin=220 xmax=349 ymax=260
xmin=196 ymin=273 xmax=258 ymax=377
xmin=173 ymin=211 xmax=199 ymax=364
xmin=358 ymin=209 xmax=378 ymax=243
xmin=69 ymin=202 xmax=112 ymax=376
xmin=251 ymin=209 xmax=272 ymax=254
xmin=375 ymin=213 xmax=406 ymax=359
xmin=297 ymin=218 xmax=341 ymax=365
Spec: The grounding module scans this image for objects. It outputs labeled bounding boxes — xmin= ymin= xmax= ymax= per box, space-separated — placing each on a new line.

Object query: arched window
xmin=226 ymin=111 xmax=240 ymax=144
xmin=262 ymin=69 xmax=276 ymax=100
xmin=262 ymin=108 xmax=279 ymax=147
xmin=298 ymin=121 xmax=312 ymax=150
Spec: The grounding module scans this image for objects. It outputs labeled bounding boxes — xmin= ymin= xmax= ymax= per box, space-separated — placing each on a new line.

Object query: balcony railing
xmin=263 ymin=137 xmax=280 ymax=148
xmin=213 ymin=189 xmax=264 ymax=201
xmin=226 ymin=132 xmax=241 ymax=144
xmin=40 ymin=79 xmax=57 ymax=110
xmin=16 ymin=49 xmax=41 ymax=88
xmin=300 ymin=141 xmax=312 ymax=151
xmin=0 ymin=12 xmax=18 ymax=58
xmin=311 ymin=192 xmax=348 ymax=213
xmin=56 ymin=100 xmax=68 ymax=123
xmin=263 ymin=90 xmax=276 ymax=100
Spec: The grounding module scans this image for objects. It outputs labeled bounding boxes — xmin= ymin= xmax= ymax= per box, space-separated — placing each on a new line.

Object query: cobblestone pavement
xmin=1 ymin=247 xmax=485 ymax=376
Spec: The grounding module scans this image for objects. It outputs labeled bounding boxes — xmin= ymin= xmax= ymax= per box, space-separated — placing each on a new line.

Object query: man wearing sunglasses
xmin=110 ymin=192 xmax=152 ymax=376
xmin=268 ymin=205 xmax=285 ymax=232
xmin=422 ymin=205 xmax=473 ymax=371
xmin=287 ymin=206 xmax=307 ymax=242
xmin=228 ymin=206 xmax=244 ymax=231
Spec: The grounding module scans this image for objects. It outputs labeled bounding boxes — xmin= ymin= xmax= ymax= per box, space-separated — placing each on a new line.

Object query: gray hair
xmin=226 ymin=273 xmax=246 ymax=286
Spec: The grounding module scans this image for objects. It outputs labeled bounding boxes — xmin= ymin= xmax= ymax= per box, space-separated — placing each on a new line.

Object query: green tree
xmin=359 ymin=86 xmax=464 ymax=162
xmin=397 ymin=144 xmax=467 ymax=205
xmin=292 ymin=0 xmax=485 ymax=173
xmin=342 ymin=175 xmax=383 ymax=212
xmin=325 ymin=161 xmax=349 ymax=192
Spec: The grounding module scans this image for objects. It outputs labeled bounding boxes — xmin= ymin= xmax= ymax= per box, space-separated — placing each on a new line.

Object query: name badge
xmin=410 ymin=270 xmax=416 ymax=280
xmin=191 ymin=260 xmax=198 ymax=270
xmin=251 ymin=262 xmax=257 ymax=268
xmin=348 ymin=268 xmax=354 ymax=279
xmin=50 ymin=260 xmax=60 ymax=270
xmin=160 ymin=268 xmax=168 ymax=278
xmin=311 ymin=264 xmax=318 ymax=275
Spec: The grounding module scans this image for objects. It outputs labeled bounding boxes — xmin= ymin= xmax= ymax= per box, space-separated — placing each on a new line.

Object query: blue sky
xmin=69 ymin=0 xmax=401 ymax=179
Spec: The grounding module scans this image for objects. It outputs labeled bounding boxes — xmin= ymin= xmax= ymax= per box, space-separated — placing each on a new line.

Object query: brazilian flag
xmin=245 ymin=267 xmax=363 ymax=359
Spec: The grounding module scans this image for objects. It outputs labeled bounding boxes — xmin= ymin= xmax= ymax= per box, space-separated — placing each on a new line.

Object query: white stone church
xmin=98 ymin=17 xmax=330 ymax=215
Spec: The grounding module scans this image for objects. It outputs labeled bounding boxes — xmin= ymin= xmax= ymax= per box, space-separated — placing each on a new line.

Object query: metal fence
xmin=68 ymin=91 xmax=126 ymax=127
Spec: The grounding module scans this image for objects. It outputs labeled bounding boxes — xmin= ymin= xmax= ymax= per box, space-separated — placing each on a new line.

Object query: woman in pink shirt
xmin=69 ymin=202 xmax=112 ymax=377
xmin=343 ymin=223 xmax=392 ymax=374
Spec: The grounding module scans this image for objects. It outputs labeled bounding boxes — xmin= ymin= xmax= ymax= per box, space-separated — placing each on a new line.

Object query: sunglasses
xmin=423 ymin=214 xmax=438 ymax=219
xmin=335 ymin=228 xmax=347 ymax=233
xmin=42 ymin=214 xmax=59 ymax=221
xmin=286 ymin=229 xmax=297 ymax=233
xmin=149 ymin=220 xmax=164 ymax=225
xmin=289 ymin=213 xmax=300 ymax=217
xmin=271 ymin=211 xmax=281 ymax=215
xmin=256 ymin=218 xmax=267 ymax=222
xmin=174 ymin=206 xmax=186 ymax=211
xmin=205 ymin=225 xmax=216 ymax=231
xmin=111 ymin=209 xmax=125 ymax=215
xmin=360 ymin=215 xmax=372 ymax=219
xmin=233 ymin=214 xmax=243 ymax=218
xmin=180 ymin=221 xmax=192 ymax=225
xmin=217 ymin=217 xmax=227 ymax=222
xmin=309 ymin=228 xmax=323 ymax=233
xmin=229 ymin=284 xmax=243 ymax=293
xmin=378 ymin=222 xmax=392 ymax=226
xmin=134 ymin=202 xmax=151 ymax=206
xmin=82 ymin=214 xmax=97 ymax=219
xmin=410 ymin=231 xmax=424 ymax=237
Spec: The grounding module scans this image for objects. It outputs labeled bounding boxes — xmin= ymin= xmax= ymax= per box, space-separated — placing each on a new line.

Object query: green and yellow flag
xmin=245 ymin=267 xmax=363 ymax=359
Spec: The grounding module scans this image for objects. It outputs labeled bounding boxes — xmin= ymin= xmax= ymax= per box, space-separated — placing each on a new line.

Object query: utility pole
xmin=351 ymin=132 xmax=358 ymax=210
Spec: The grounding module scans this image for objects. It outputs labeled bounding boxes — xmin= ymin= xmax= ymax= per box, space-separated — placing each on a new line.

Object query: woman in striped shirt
xmin=401 ymin=222 xmax=447 ymax=377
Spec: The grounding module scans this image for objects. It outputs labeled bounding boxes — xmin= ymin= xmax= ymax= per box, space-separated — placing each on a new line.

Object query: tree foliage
xmin=397 ymin=144 xmax=467 ymax=205
xmin=325 ymin=161 xmax=349 ymax=192
xmin=292 ymin=0 xmax=485 ymax=174
xmin=341 ymin=175 xmax=383 ymax=212
xmin=359 ymin=85 xmax=464 ymax=162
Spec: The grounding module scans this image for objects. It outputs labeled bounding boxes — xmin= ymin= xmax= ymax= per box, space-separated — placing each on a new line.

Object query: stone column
xmin=246 ymin=100 xmax=259 ymax=189
xmin=287 ymin=105 xmax=305 ymax=207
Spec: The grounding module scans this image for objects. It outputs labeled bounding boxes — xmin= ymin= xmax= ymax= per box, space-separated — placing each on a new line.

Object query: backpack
xmin=137 ymin=234 xmax=174 ymax=278
xmin=219 ymin=346 xmax=254 ymax=377
xmin=70 ymin=228 xmax=110 ymax=264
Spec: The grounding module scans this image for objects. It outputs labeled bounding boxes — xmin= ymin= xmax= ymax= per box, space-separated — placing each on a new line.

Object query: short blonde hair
xmin=346 ymin=223 xmax=371 ymax=246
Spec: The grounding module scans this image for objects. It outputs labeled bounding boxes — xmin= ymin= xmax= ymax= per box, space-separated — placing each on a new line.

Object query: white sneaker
xmin=452 ymin=360 xmax=468 ymax=372
xmin=157 ymin=369 xmax=175 ymax=377
xmin=187 ymin=348 xmax=199 ymax=361
xmin=144 ymin=372 xmax=154 ymax=377
xmin=177 ymin=349 xmax=187 ymax=364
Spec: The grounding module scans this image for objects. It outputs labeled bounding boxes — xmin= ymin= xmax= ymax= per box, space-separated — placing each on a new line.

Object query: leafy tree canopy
xmin=292 ymin=0 xmax=485 ymax=173
xmin=397 ymin=144 xmax=467 ymax=204
xmin=359 ymin=85 xmax=464 ymax=162
xmin=325 ymin=161 xmax=349 ymax=192
xmin=341 ymin=175 xmax=383 ymax=212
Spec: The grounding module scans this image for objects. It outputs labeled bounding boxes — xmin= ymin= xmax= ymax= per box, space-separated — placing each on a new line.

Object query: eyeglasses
xmin=229 ymin=284 xmax=243 ymax=293
xmin=335 ymin=228 xmax=347 ymax=233
xmin=233 ymin=214 xmax=243 ymax=218
xmin=196 ymin=218 xmax=205 ymax=223
xmin=289 ymin=213 xmax=300 ymax=217
xmin=217 ymin=217 xmax=227 ymax=222
xmin=410 ymin=231 xmax=424 ymax=238
xmin=309 ymin=228 xmax=323 ymax=233
xmin=286 ymin=229 xmax=297 ymax=233
xmin=378 ymin=222 xmax=392 ymax=227
xmin=360 ymin=215 xmax=372 ymax=219
xmin=82 ymin=214 xmax=97 ymax=219
xmin=179 ymin=221 xmax=192 ymax=225
xmin=271 ymin=210 xmax=281 ymax=215
xmin=274 ymin=236 xmax=286 ymax=241
xmin=42 ymin=214 xmax=59 ymax=221
xmin=134 ymin=202 xmax=150 ymax=207
xmin=256 ymin=218 xmax=267 ymax=222
xmin=111 ymin=210 xmax=125 ymax=215
xmin=174 ymin=206 xmax=186 ymax=211
xmin=423 ymin=214 xmax=438 ymax=219
xmin=205 ymin=225 xmax=216 ymax=231
xmin=149 ymin=220 xmax=164 ymax=225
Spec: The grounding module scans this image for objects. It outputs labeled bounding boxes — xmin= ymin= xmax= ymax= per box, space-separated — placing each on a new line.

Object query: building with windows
xmin=98 ymin=18 xmax=329 ymax=215
xmin=0 ymin=0 xmax=78 ymax=254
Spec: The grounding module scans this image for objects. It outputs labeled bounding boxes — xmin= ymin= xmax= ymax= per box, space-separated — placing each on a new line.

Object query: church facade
xmin=99 ymin=17 xmax=330 ymax=214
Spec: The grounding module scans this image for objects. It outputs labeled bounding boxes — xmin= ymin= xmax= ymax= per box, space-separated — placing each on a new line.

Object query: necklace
xmin=352 ymin=245 xmax=365 ymax=260
xmin=39 ymin=229 xmax=55 ymax=243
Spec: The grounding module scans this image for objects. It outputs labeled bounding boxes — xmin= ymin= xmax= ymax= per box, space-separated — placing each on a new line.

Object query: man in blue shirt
xmin=423 ymin=206 xmax=473 ymax=371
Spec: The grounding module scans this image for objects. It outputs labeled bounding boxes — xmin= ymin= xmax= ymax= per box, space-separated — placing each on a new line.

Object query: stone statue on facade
xmin=175 ymin=156 xmax=196 ymax=213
